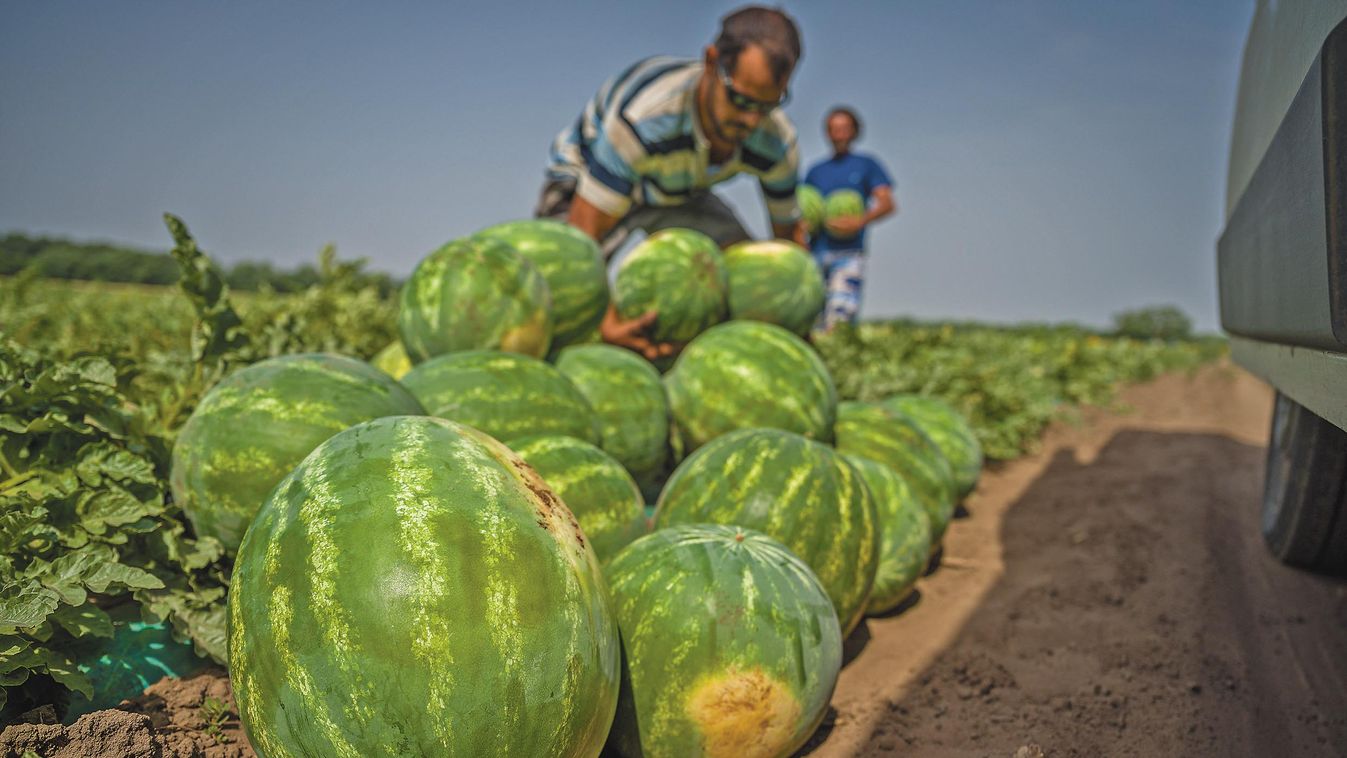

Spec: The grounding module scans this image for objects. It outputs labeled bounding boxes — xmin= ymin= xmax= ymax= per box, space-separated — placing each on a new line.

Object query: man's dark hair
xmin=826 ymin=106 xmax=863 ymax=138
xmin=714 ymin=6 xmax=802 ymax=83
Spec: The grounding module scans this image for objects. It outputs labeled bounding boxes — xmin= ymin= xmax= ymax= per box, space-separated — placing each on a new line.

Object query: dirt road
xmin=806 ymin=364 xmax=1347 ymax=757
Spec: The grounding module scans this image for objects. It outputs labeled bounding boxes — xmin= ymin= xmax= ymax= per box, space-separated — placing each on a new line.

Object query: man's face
xmin=704 ymin=44 xmax=791 ymax=145
xmin=827 ymin=113 xmax=857 ymax=153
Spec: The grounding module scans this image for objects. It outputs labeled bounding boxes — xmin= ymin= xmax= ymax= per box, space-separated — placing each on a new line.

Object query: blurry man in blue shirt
xmin=803 ymin=106 xmax=897 ymax=329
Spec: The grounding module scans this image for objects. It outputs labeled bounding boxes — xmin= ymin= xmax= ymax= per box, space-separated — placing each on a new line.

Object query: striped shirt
xmin=548 ymin=57 xmax=800 ymax=227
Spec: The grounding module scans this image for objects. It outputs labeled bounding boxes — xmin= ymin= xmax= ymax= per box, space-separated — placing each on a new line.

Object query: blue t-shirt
xmin=804 ymin=152 xmax=893 ymax=253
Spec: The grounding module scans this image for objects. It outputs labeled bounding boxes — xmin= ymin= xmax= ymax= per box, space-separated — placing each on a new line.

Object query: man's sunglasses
xmin=718 ymin=62 xmax=789 ymax=114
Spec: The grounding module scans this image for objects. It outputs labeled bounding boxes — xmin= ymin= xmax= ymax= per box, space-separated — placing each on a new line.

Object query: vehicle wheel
xmin=1261 ymin=391 xmax=1347 ymax=573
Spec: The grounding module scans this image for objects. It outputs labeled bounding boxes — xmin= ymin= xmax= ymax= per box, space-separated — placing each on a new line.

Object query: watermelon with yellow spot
xmin=169 ymin=353 xmax=424 ymax=552
xmin=512 ymin=435 xmax=648 ymax=564
xmin=397 ymin=236 xmax=552 ymax=363
xmin=228 ymin=415 xmax=620 ymax=757
xmin=723 ymin=240 xmax=825 ymax=337
xmin=604 ymin=524 xmax=841 ymax=758
xmin=653 ymin=428 xmax=878 ymax=634
xmin=401 ymin=350 xmax=600 ymax=445
xmin=843 ymin=454 xmax=932 ymax=615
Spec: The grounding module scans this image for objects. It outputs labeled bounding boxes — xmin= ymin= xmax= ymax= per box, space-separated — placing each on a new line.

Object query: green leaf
xmin=0 ymin=580 xmax=60 ymax=628
xmin=49 ymin=603 xmax=113 ymax=639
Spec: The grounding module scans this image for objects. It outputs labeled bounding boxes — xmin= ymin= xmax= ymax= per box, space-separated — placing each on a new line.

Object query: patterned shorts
xmin=814 ymin=249 xmax=867 ymax=329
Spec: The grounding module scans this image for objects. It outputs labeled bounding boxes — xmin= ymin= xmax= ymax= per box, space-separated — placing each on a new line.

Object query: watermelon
xmin=613 ymin=228 xmax=728 ymax=344
xmin=825 ymin=189 xmax=866 ymax=240
xmin=884 ymin=394 xmax=983 ymax=497
xmin=844 ymin=454 xmax=932 ymax=615
xmin=554 ymin=344 xmax=671 ymax=500
xmin=371 ymin=339 xmax=411 ymax=380
xmin=512 ymin=435 xmax=648 ymax=564
xmin=401 ymin=350 xmax=600 ymax=445
xmin=664 ymin=321 xmax=837 ymax=452
xmin=398 ymin=236 xmax=552 ymax=363
xmin=654 ymin=428 xmax=878 ymax=634
xmin=475 ymin=219 xmax=609 ymax=350
xmin=834 ymin=401 xmax=957 ymax=544
xmin=723 ymin=240 xmax=825 ymax=337
xmin=605 ymin=525 xmax=842 ymax=757
xmin=170 ymin=353 xmax=424 ymax=552
xmin=228 ymin=415 xmax=619 ymax=757
xmin=797 ymin=184 xmax=826 ymax=234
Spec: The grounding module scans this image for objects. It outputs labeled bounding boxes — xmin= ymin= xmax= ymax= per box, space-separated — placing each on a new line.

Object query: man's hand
xmin=599 ymin=304 xmax=679 ymax=361
xmin=826 ymin=214 xmax=865 ymax=238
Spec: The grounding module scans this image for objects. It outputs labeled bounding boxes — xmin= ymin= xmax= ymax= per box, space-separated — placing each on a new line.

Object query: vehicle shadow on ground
xmin=825 ymin=429 xmax=1347 ymax=757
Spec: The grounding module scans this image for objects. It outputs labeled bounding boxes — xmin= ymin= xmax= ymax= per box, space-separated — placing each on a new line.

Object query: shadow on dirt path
xmin=828 ymin=428 xmax=1347 ymax=757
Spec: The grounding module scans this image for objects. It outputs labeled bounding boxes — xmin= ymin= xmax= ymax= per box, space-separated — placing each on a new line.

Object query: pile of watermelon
xmin=173 ymin=219 xmax=984 ymax=757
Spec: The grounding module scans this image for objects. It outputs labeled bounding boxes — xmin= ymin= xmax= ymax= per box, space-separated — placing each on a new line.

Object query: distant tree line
xmin=0 ymin=232 xmax=398 ymax=295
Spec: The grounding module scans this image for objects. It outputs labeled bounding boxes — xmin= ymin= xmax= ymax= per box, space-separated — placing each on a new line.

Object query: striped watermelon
xmin=723 ymin=240 xmax=825 ymax=337
xmin=664 ymin=321 xmax=837 ymax=452
xmin=844 ymin=454 xmax=932 ymax=615
xmin=475 ymin=219 xmax=609 ymax=351
xmin=401 ymin=350 xmax=600 ymax=445
xmin=884 ymin=394 xmax=983 ymax=497
xmin=511 ymin=435 xmax=648 ymax=564
xmin=370 ymin=339 xmax=411 ymax=380
xmin=613 ymin=229 xmax=727 ymax=344
xmin=169 ymin=353 xmax=423 ymax=552
xmin=553 ymin=344 xmax=671 ymax=500
xmin=605 ymin=525 xmax=842 ymax=758
xmin=398 ymin=236 xmax=552 ymax=363
xmin=654 ymin=428 xmax=878 ymax=634
xmin=228 ymin=415 xmax=619 ymax=757
xmin=824 ymin=189 xmax=865 ymax=240
xmin=834 ymin=401 xmax=957 ymax=544
xmin=797 ymin=185 xmax=826 ymax=234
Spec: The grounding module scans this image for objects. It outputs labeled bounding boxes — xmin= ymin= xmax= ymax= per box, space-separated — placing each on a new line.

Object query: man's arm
xmin=567 ymin=193 xmax=622 ymax=252
xmin=772 ymin=218 xmax=809 ymax=246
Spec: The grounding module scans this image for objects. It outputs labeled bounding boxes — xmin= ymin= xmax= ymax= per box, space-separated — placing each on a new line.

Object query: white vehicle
xmin=1219 ymin=0 xmax=1347 ymax=571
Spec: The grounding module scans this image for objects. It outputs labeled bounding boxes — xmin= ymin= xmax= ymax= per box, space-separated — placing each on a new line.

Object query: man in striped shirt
xmin=536 ymin=6 xmax=806 ymax=359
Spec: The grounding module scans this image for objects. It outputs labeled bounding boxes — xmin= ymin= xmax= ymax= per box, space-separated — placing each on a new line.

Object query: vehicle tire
xmin=1261 ymin=391 xmax=1347 ymax=573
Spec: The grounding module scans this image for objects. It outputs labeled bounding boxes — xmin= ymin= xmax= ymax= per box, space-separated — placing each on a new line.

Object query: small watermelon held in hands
xmin=170 ymin=353 xmax=424 ymax=553
xmin=604 ymin=524 xmax=842 ymax=758
xmin=824 ymin=189 xmax=866 ymax=240
xmin=723 ymin=239 xmax=825 ymax=337
xmin=613 ymin=228 xmax=728 ymax=345
xmin=228 ymin=415 xmax=620 ymax=757
xmin=398 ymin=236 xmax=552 ymax=362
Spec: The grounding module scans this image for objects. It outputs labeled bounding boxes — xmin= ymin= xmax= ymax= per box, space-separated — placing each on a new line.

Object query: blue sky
xmin=1 ymin=1 xmax=1253 ymax=330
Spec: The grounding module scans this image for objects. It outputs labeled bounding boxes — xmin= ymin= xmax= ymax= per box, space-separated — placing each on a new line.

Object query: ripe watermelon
xmin=511 ymin=435 xmax=648 ymax=564
xmin=170 ymin=353 xmax=424 ymax=552
xmin=228 ymin=415 xmax=620 ymax=757
xmin=797 ymin=184 xmax=826 ymax=234
xmin=723 ymin=240 xmax=825 ymax=337
xmin=605 ymin=525 xmax=842 ymax=758
xmin=664 ymin=321 xmax=837 ymax=452
xmin=844 ymin=454 xmax=932 ymax=615
xmin=475 ymin=219 xmax=609 ymax=351
xmin=654 ymin=428 xmax=878 ymax=634
xmin=370 ymin=339 xmax=411 ymax=380
xmin=834 ymin=401 xmax=957 ymax=544
xmin=884 ymin=394 xmax=983 ymax=497
xmin=613 ymin=229 xmax=728 ymax=344
xmin=553 ymin=344 xmax=671 ymax=500
xmin=398 ymin=236 xmax=552 ymax=363
xmin=401 ymin=350 xmax=600 ymax=445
